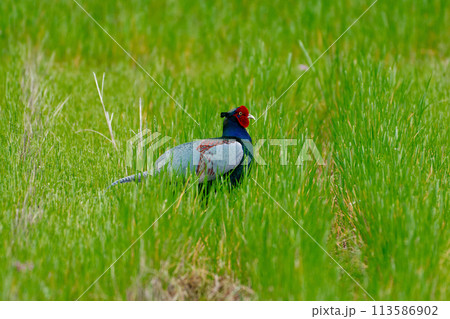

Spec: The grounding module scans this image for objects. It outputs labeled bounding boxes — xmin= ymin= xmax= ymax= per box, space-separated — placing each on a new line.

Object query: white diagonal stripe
xmin=76 ymin=177 xmax=200 ymax=300
xmin=252 ymin=177 xmax=376 ymax=301
xmin=72 ymin=0 xmax=200 ymax=126
xmin=254 ymin=0 xmax=379 ymax=123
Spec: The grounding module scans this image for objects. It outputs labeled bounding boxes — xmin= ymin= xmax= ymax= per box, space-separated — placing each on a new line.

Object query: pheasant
xmin=109 ymin=106 xmax=255 ymax=188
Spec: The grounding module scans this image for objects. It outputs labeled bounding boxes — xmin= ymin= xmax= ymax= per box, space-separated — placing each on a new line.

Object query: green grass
xmin=0 ymin=0 xmax=448 ymax=300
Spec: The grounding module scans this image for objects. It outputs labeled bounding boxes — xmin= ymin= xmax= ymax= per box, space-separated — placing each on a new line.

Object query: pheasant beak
xmin=248 ymin=114 xmax=255 ymax=120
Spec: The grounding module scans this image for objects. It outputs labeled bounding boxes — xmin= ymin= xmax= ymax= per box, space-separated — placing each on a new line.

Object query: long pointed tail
xmin=108 ymin=171 xmax=149 ymax=189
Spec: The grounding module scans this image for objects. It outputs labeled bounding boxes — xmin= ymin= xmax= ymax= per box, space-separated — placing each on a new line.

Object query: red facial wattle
xmin=233 ymin=106 xmax=250 ymax=128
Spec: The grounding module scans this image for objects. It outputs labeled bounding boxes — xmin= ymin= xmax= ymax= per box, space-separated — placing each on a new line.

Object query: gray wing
xmin=153 ymin=139 xmax=244 ymax=183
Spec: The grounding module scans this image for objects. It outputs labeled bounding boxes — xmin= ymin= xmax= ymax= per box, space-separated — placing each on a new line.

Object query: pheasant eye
xmin=238 ymin=112 xmax=243 ymax=115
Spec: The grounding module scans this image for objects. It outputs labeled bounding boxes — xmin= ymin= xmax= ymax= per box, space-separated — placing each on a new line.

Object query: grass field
xmin=0 ymin=0 xmax=449 ymax=300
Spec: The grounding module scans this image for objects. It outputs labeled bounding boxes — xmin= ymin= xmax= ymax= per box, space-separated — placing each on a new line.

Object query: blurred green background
xmin=0 ymin=0 xmax=448 ymax=300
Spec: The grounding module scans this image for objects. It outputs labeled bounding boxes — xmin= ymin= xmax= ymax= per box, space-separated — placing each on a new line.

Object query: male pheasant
xmin=109 ymin=106 xmax=255 ymax=188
